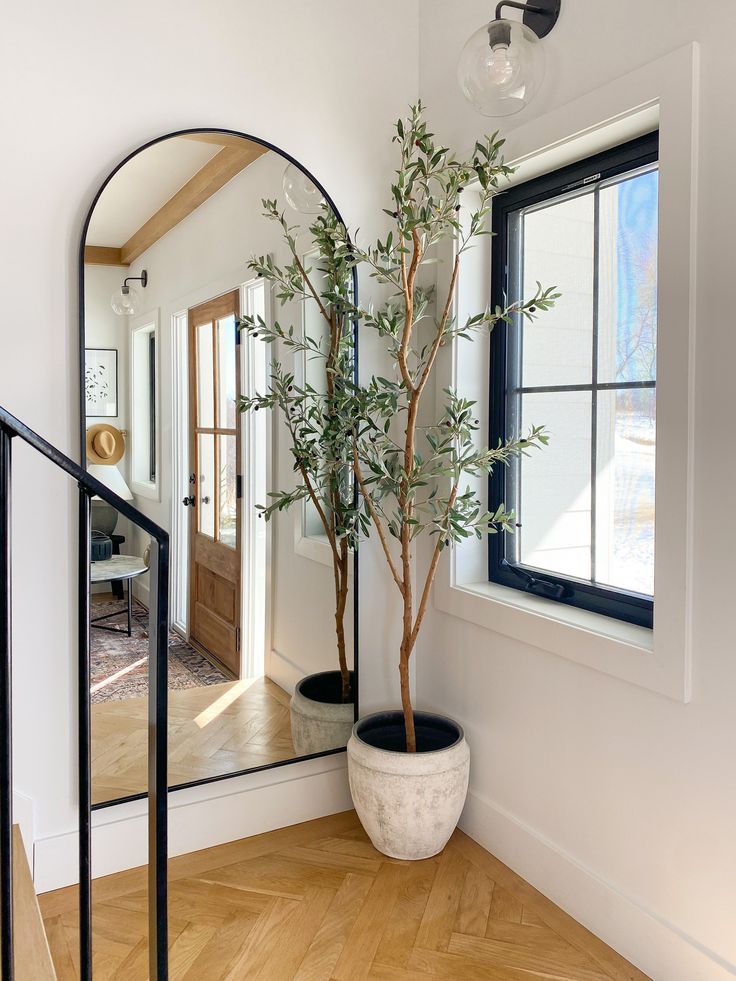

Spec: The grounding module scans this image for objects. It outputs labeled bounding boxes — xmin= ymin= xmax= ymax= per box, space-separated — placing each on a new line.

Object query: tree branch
xmin=416 ymin=251 xmax=460 ymax=396
xmin=353 ymin=443 xmax=404 ymax=593
xmin=408 ymin=483 xmax=459 ymax=650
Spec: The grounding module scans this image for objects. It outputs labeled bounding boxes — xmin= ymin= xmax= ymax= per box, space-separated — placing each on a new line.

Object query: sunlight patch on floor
xmin=194 ymin=677 xmax=262 ymax=728
xmin=90 ymin=657 xmax=148 ymax=695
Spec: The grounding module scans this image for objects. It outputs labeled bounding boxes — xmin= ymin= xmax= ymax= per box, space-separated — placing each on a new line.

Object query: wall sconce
xmin=457 ymin=0 xmax=560 ymax=116
xmin=111 ymin=270 xmax=148 ymax=316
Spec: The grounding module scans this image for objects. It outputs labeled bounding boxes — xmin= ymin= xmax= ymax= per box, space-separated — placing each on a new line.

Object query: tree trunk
xmin=334 ymin=542 xmax=351 ymax=703
xmin=399 ymin=646 xmax=416 ymax=752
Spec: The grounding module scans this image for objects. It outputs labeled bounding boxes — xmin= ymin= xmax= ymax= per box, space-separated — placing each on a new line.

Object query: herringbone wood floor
xmin=39 ymin=811 xmax=649 ymax=981
xmin=92 ymin=677 xmax=295 ymax=804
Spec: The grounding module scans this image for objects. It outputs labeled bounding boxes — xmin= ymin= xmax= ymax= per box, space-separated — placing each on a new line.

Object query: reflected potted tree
xmin=343 ymin=104 xmax=557 ymax=859
xmin=237 ymin=202 xmax=358 ymax=756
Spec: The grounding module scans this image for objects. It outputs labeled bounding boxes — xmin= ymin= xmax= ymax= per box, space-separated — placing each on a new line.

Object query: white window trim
xmin=293 ymin=246 xmax=334 ymax=567
xmin=432 ymin=43 xmax=699 ymax=702
xmin=129 ymin=309 xmax=160 ymax=501
xmin=171 ymin=309 xmax=189 ymax=633
xmin=240 ymin=276 xmax=273 ymax=679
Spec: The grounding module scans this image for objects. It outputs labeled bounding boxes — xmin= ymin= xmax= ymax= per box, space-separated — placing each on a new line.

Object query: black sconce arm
xmin=493 ymin=0 xmax=560 ymax=38
xmin=123 ymin=270 xmax=148 ymax=289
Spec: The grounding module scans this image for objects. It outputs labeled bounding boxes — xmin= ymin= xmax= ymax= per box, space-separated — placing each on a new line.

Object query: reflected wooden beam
xmin=84 ymin=246 xmax=127 ymax=266
xmin=181 ymin=132 xmax=257 ymax=150
xmin=120 ymin=143 xmax=269 ymax=265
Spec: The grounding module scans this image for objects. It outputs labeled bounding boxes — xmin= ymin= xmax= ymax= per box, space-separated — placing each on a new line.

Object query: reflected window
xmin=131 ymin=317 xmax=158 ymax=496
xmin=489 ymin=134 xmax=658 ymax=627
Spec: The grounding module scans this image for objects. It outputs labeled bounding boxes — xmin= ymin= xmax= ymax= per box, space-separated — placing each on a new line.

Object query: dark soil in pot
xmin=297 ymin=670 xmax=355 ymax=705
xmin=354 ymin=710 xmax=463 ymax=753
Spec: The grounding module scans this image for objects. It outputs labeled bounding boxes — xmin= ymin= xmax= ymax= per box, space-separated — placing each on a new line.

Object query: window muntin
xmin=489 ymin=135 xmax=658 ymax=627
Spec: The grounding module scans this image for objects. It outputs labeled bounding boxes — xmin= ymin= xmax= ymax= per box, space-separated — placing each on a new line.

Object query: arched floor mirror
xmin=79 ymin=130 xmax=358 ymax=808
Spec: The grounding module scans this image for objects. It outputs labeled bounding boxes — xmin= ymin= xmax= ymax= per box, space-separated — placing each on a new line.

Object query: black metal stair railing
xmin=0 ymin=404 xmax=169 ymax=981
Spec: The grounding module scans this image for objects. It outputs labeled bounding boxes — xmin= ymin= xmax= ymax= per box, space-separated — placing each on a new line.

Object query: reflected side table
xmin=90 ymin=555 xmax=148 ymax=636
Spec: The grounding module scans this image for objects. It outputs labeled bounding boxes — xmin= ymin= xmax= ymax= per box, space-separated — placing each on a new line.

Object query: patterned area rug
xmin=91 ymin=599 xmax=229 ymax=704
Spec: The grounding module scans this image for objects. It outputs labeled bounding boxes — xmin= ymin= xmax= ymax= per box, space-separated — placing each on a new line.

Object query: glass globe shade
xmin=111 ymin=285 xmax=141 ymax=315
xmin=282 ymin=163 xmax=325 ymax=214
xmin=457 ymin=19 xmax=545 ymax=117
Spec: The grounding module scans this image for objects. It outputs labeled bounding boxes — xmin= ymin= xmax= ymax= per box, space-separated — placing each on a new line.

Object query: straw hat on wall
xmin=86 ymin=423 xmax=125 ymax=465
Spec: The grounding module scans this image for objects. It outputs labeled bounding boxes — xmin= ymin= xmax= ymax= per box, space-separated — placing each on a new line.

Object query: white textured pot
xmin=290 ymin=670 xmax=355 ymax=756
xmin=347 ymin=710 xmax=470 ymax=860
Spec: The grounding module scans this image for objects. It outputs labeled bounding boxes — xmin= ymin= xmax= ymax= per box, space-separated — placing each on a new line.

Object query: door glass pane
xmin=598 ymin=169 xmax=658 ymax=383
xmin=196 ymin=322 xmax=214 ymax=428
xmin=198 ymin=434 xmax=215 ymax=538
xmin=217 ymin=314 xmax=237 ymax=429
xmin=514 ymin=391 xmax=592 ymax=580
xmin=517 ymin=191 xmax=594 ymax=387
xmin=218 ymin=434 xmax=237 ymax=548
xmin=596 ymin=388 xmax=655 ymax=594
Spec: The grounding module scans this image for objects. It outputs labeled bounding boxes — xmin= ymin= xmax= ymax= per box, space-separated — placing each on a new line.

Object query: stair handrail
xmin=0 ymin=403 xmax=169 ymax=981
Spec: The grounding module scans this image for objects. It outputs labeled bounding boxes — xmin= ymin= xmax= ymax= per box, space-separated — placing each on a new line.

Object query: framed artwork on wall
xmin=85 ymin=347 xmax=118 ymax=417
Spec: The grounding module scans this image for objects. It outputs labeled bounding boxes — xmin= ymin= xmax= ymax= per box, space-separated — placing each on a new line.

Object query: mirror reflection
xmin=82 ymin=132 xmax=356 ymax=806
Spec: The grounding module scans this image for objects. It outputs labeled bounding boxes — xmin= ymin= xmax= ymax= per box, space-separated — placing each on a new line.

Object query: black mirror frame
xmin=79 ymin=128 xmax=359 ymax=810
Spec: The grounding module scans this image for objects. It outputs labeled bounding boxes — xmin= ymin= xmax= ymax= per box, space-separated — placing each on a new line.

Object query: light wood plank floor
xmin=39 ymin=810 xmax=650 ymax=981
xmin=92 ymin=677 xmax=295 ymax=804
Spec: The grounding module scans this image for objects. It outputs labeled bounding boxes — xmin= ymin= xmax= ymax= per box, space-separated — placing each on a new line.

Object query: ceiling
xmin=86 ymin=137 xmax=224 ymax=247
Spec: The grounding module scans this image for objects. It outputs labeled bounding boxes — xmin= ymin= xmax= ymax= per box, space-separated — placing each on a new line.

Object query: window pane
xmin=217 ymin=314 xmax=237 ymax=429
xmin=218 ymin=434 xmax=237 ymax=548
xmin=196 ymin=322 xmax=214 ymax=428
xmin=517 ymin=191 xmax=594 ymax=387
xmin=514 ymin=391 xmax=592 ymax=580
xmin=595 ymin=388 xmax=655 ymax=594
xmin=197 ymin=434 xmax=215 ymax=538
xmin=598 ymin=169 xmax=658 ymax=383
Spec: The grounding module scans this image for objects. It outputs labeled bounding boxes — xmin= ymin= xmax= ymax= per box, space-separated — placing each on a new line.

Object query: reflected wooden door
xmin=187 ymin=290 xmax=241 ymax=676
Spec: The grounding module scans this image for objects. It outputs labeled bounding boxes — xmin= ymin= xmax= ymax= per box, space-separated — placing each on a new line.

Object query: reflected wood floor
xmin=92 ymin=677 xmax=295 ymax=804
xmin=39 ymin=810 xmax=650 ymax=981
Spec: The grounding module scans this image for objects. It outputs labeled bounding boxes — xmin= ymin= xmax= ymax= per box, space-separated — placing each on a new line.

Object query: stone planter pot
xmin=290 ymin=670 xmax=355 ymax=756
xmin=347 ymin=710 xmax=470 ymax=860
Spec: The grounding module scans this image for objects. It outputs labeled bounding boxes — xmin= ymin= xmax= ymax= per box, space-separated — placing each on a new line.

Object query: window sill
xmin=442 ymin=576 xmax=651 ymax=652
xmin=294 ymin=529 xmax=333 ymax=567
xmin=434 ymin=564 xmax=687 ymax=701
xmin=130 ymin=479 xmax=159 ymax=502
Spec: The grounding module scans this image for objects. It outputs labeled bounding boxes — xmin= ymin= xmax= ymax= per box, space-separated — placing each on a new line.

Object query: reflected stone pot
xmin=91 ymin=499 xmax=118 ymax=536
xmin=290 ymin=670 xmax=355 ymax=756
xmin=347 ymin=710 xmax=470 ymax=861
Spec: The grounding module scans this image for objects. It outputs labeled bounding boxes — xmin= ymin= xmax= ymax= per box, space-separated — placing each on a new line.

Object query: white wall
xmin=84 ymin=264 xmax=134 ymax=571
xmin=84 ymin=264 xmax=129 ymax=434
xmin=417 ymin=1 xmax=736 ymax=978
xmin=0 ymin=0 xmax=417 ymax=886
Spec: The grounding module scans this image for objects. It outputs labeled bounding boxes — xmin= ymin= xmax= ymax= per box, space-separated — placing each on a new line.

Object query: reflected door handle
xmin=182 ymin=496 xmax=196 ymax=507
xmin=201 ymin=496 xmax=211 ymax=505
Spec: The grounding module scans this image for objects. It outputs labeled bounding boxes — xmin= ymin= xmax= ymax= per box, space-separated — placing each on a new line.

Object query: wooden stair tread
xmin=12 ymin=825 xmax=56 ymax=980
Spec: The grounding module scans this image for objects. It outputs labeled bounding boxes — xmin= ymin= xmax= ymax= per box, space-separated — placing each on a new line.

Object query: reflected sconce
xmin=111 ymin=270 xmax=148 ymax=316
xmin=282 ymin=163 xmax=326 ymax=215
xmin=457 ymin=0 xmax=561 ymax=117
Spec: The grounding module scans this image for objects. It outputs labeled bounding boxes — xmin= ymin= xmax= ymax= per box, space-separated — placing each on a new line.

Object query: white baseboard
xmin=35 ymin=754 xmax=351 ymax=894
xmin=133 ymin=579 xmax=149 ymax=608
xmin=13 ymin=791 xmax=33 ymax=869
xmin=267 ymin=647 xmax=304 ymax=696
xmin=460 ymin=789 xmax=736 ymax=981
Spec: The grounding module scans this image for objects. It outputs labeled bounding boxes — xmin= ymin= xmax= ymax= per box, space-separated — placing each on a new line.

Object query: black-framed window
xmin=489 ymin=133 xmax=658 ymax=628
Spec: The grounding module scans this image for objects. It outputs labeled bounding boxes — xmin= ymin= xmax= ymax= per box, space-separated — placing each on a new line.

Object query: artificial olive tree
xmin=345 ymin=104 xmax=557 ymax=750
